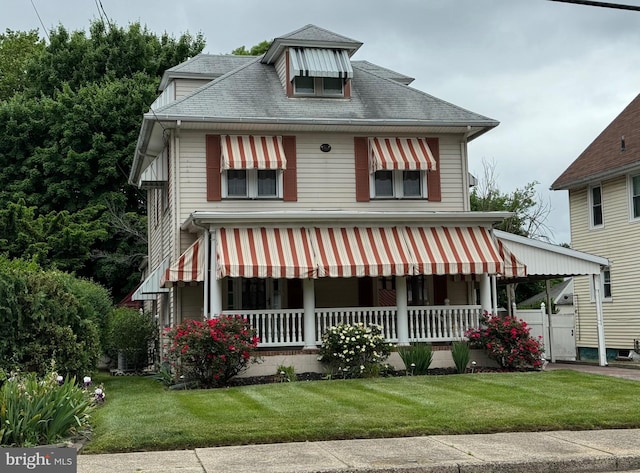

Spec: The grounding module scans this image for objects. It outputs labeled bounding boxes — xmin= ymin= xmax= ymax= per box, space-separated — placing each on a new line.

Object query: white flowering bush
xmin=318 ymin=323 xmax=392 ymax=378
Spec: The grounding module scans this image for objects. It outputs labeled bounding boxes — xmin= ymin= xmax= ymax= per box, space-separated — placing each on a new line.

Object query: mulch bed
xmin=226 ymin=367 xmax=514 ymax=387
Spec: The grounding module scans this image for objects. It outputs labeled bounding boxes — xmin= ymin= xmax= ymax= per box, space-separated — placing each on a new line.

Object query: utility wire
xmin=548 ymin=0 xmax=640 ymax=11
xmin=29 ymin=0 xmax=50 ymax=41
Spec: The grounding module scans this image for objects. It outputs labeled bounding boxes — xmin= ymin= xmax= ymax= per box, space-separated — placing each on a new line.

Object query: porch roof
xmin=162 ymin=237 xmax=206 ymax=287
xmin=494 ymin=230 xmax=610 ymax=280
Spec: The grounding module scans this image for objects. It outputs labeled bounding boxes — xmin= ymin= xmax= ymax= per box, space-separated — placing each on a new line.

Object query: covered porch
xmin=162 ymin=211 xmax=525 ymax=350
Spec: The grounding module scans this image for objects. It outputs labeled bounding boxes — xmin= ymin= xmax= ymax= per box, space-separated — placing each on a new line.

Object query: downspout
xmin=593 ymin=273 xmax=607 ymax=367
xmin=461 ymin=126 xmax=472 ymax=212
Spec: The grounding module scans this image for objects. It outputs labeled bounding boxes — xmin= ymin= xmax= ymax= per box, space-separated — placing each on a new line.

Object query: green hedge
xmin=0 ymin=256 xmax=110 ymax=378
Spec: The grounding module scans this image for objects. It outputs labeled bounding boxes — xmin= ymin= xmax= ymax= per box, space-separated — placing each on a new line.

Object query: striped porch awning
xmin=310 ymin=227 xmax=414 ymax=278
xmin=221 ymin=135 xmax=287 ymax=170
xmin=289 ymin=48 xmax=353 ymax=79
xmin=369 ymin=138 xmax=437 ymax=172
xmin=404 ymin=226 xmax=505 ymax=275
xmin=162 ymin=237 xmax=205 ymax=287
xmin=217 ymin=227 xmax=316 ymax=279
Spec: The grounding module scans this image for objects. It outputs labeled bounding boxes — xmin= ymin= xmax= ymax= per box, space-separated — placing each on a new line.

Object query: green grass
xmin=84 ymin=370 xmax=640 ymax=453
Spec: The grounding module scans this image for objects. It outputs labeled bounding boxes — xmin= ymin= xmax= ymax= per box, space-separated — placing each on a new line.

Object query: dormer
xmin=261 ymin=24 xmax=362 ymax=99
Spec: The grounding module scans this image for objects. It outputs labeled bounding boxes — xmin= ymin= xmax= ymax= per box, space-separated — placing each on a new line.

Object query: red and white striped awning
xmin=404 ymin=226 xmax=505 ymax=275
xmin=310 ymin=227 xmax=414 ymax=278
xmin=369 ymin=138 xmax=436 ymax=172
xmin=221 ymin=135 xmax=287 ymax=170
xmin=162 ymin=237 xmax=205 ymax=287
xmin=217 ymin=227 xmax=316 ymax=279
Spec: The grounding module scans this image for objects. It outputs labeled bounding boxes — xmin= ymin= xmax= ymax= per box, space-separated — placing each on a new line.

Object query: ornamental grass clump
xmin=165 ymin=315 xmax=260 ymax=388
xmin=0 ymin=370 xmax=96 ymax=447
xmin=398 ymin=343 xmax=433 ymax=375
xmin=466 ymin=313 xmax=544 ymax=370
xmin=318 ymin=323 xmax=392 ymax=378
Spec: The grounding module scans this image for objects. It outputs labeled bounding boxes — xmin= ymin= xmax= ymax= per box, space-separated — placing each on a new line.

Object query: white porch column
xmin=396 ymin=276 xmax=409 ymax=346
xmin=209 ymin=229 xmax=223 ymax=317
xmin=491 ymin=275 xmax=498 ymax=316
xmin=479 ymin=273 xmax=492 ymax=315
xmin=593 ymin=273 xmax=607 ymax=367
xmin=202 ymin=228 xmax=209 ymax=318
xmin=303 ymin=278 xmax=316 ymax=350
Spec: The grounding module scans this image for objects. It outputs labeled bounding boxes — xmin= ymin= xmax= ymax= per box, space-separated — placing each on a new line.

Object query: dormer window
xmin=288 ymin=47 xmax=352 ymax=98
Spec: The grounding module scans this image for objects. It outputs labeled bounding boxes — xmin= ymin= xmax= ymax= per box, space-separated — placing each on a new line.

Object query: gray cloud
xmin=4 ymin=0 xmax=640 ymax=244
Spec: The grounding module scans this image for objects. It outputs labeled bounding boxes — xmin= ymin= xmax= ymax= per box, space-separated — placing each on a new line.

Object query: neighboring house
xmin=518 ymin=278 xmax=574 ymax=316
xmin=129 ymin=24 xmax=610 ymax=367
xmin=552 ymin=93 xmax=640 ymax=362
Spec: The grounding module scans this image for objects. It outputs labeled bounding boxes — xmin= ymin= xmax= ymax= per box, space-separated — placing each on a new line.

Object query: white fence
xmin=227 ymin=305 xmax=482 ymax=348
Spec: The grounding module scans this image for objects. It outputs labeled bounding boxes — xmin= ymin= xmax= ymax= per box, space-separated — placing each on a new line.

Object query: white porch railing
xmin=231 ymin=309 xmax=305 ymax=347
xmin=224 ymin=305 xmax=482 ymax=348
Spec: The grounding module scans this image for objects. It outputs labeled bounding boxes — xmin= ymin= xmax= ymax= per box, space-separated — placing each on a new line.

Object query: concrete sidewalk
xmin=78 ymin=363 xmax=640 ymax=473
xmin=78 ymin=429 xmax=640 ymax=473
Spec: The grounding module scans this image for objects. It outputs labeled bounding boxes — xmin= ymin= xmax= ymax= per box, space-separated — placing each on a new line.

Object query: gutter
xmin=181 ymin=210 xmax=514 ymax=231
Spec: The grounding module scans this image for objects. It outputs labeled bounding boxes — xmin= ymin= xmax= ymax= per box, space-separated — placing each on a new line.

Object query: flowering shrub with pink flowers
xmin=466 ymin=313 xmax=544 ymax=370
xmin=165 ymin=315 xmax=260 ymax=388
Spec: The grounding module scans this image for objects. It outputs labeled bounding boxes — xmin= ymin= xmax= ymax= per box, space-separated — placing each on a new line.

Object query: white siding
xmin=569 ymin=176 xmax=640 ymax=350
xmin=150 ymin=82 xmax=175 ymax=110
xmin=175 ymin=79 xmax=212 ymax=100
xmin=275 ymin=54 xmax=287 ymax=89
xmin=177 ymin=131 xmax=467 ymax=223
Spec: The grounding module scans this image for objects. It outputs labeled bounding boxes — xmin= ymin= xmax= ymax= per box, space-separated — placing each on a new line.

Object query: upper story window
xmin=630 ymin=174 xmax=640 ymax=220
xmin=221 ymin=135 xmax=286 ymax=200
xmin=369 ymin=138 xmax=436 ymax=199
xmin=589 ymin=184 xmax=603 ymax=228
xmin=289 ymin=47 xmax=352 ymax=98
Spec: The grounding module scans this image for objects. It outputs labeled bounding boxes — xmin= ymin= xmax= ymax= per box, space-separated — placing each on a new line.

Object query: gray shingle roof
xmin=278 ymin=24 xmax=362 ymax=46
xmin=159 ymin=54 xmax=257 ymax=91
xmin=552 ymin=93 xmax=640 ymax=190
xmin=152 ymin=58 xmax=496 ymax=127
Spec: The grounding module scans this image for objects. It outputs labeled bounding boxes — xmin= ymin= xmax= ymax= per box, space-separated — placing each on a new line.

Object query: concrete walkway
xmin=78 ymin=363 xmax=640 ymax=473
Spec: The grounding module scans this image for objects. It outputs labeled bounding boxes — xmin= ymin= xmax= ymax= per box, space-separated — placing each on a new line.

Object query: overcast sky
xmin=3 ymin=0 xmax=640 ymax=245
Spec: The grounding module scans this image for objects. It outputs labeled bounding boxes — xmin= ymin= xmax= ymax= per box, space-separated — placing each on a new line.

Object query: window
xmin=590 ymin=268 xmax=612 ymax=301
xmin=225 ymin=278 xmax=281 ymax=310
xmin=372 ymin=170 xmax=425 ymax=198
xmin=293 ymin=76 xmax=315 ymax=95
xmin=590 ymin=184 xmax=603 ymax=228
xmin=630 ymin=174 xmax=640 ymax=220
xmin=223 ymin=169 xmax=281 ymax=199
xmin=603 ymin=269 xmax=612 ymax=299
xmin=292 ymin=77 xmax=345 ymax=97
xmin=322 ymin=78 xmax=343 ymax=96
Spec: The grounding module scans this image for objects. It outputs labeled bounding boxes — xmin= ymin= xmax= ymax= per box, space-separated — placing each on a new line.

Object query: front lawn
xmin=84 ymin=370 xmax=640 ymax=453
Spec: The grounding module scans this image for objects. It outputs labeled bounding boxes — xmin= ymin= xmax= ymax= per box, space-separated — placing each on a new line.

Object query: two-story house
xmin=552 ymin=93 xmax=640 ymax=362
xmin=130 ymin=24 xmax=610 ymax=369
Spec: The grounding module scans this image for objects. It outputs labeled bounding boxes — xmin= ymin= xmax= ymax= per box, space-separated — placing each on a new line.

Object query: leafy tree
xmin=0 ymin=29 xmax=45 ymax=100
xmin=0 ymin=20 xmax=204 ymax=300
xmin=470 ymin=159 xmax=557 ymax=305
xmin=470 ymin=159 xmax=551 ymax=240
xmin=231 ymin=40 xmax=271 ymax=56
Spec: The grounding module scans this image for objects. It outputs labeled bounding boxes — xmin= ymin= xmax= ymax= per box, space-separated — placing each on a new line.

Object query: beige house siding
xmin=174 ymin=79 xmax=211 ymax=100
xmin=569 ymin=175 xmax=640 ymax=350
xmin=176 ymin=131 xmax=468 ymax=224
